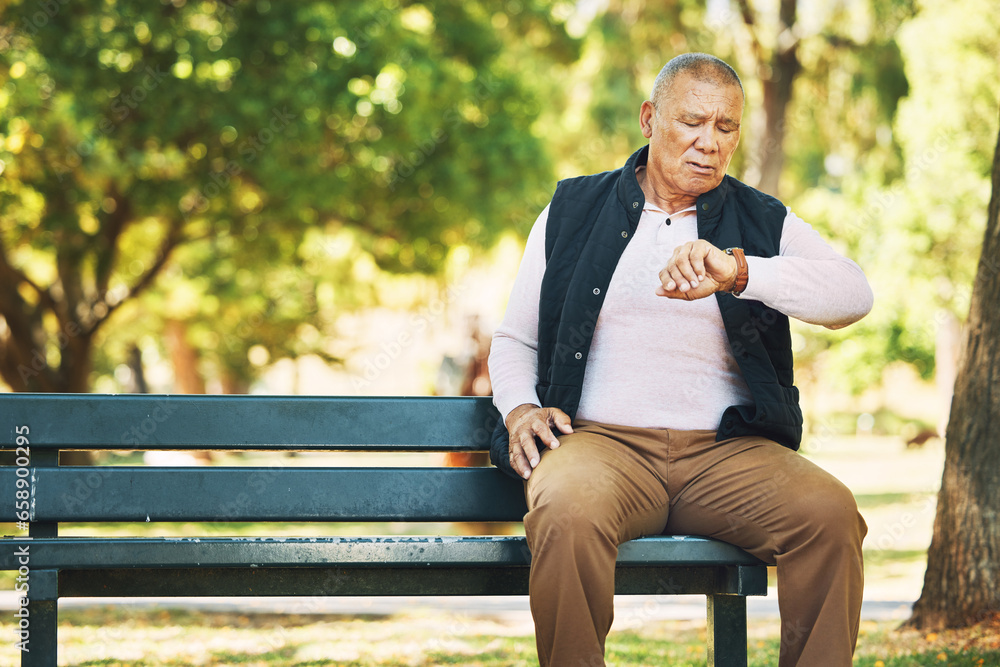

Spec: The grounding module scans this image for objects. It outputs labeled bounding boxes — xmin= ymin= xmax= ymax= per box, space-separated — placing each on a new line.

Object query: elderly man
xmin=488 ymin=53 xmax=873 ymax=666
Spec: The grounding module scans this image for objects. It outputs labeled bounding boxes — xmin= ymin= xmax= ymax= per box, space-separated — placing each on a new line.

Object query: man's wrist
xmin=721 ymin=260 xmax=739 ymax=293
xmin=505 ymin=403 xmax=541 ymax=430
xmin=724 ymin=247 xmax=749 ymax=296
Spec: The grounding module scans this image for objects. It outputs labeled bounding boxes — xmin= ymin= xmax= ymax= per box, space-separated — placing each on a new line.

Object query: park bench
xmin=1 ymin=393 xmax=767 ymax=666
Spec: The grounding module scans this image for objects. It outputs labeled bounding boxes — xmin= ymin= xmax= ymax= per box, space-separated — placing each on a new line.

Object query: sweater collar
xmin=618 ymin=145 xmax=733 ymax=232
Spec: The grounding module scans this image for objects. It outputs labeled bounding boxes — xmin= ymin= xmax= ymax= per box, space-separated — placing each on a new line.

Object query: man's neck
xmin=636 ymin=167 xmax=698 ymax=215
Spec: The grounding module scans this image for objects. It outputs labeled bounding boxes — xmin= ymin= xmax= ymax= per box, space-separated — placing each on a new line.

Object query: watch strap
xmin=725 ymin=247 xmax=748 ymax=296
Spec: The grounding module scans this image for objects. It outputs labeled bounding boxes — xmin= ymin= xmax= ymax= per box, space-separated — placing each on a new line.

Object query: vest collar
xmin=695 ymin=175 xmax=732 ymax=236
xmin=616 ymin=145 xmax=649 ymax=229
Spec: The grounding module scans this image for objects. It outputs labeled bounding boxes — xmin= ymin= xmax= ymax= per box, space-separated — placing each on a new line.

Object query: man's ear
xmin=639 ymin=100 xmax=655 ymax=139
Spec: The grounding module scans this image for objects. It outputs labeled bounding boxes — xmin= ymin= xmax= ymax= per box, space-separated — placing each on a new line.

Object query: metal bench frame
xmin=1 ymin=394 xmax=767 ymax=666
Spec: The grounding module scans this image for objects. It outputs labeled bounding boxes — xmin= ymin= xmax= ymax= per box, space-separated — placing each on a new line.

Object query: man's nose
xmin=693 ymin=125 xmax=718 ymax=152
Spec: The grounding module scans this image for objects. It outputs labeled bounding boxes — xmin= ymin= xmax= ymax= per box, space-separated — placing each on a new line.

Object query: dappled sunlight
xmin=1 ymin=0 xmax=999 ymax=661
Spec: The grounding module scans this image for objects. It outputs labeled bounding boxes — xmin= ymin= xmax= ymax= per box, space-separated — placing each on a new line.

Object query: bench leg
xmin=19 ymin=568 xmax=58 ymax=667
xmin=707 ymin=594 xmax=748 ymax=667
xmin=21 ymin=598 xmax=57 ymax=667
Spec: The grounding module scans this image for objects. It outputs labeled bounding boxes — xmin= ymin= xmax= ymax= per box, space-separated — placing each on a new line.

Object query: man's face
xmin=640 ymin=72 xmax=743 ymax=199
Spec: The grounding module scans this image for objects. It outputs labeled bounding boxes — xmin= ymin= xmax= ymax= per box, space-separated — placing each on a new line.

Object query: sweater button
xmin=633 ymin=202 xmax=639 ymax=209
xmin=701 ymin=202 xmax=709 ymax=211
xmin=574 ymin=352 xmax=583 ymax=360
xmin=592 ymin=287 xmax=600 ymax=295
xmin=621 ymin=230 xmax=628 ymax=238
xmin=724 ymin=419 xmax=734 ymax=430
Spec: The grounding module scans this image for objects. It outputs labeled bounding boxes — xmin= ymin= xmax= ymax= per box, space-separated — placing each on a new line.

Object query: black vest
xmin=490 ymin=145 xmax=802 ymax=479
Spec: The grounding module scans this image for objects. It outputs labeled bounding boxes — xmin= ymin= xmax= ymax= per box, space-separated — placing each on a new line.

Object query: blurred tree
xmin=796 ymin=0 xmax=999 ymax=395
xmin=0 ymin=0 xmax=577 ymax=392
xmin=906 ymin=103 xmax=1000 ymax=631
xmin=544 ymin=0 xmax=699 ymax=178
xmin=545 ymin=0 xmax=913 ymax=199
xmin=731 ymin=0 xmax=802 ymax=197
xmin=732 ymin=0 xmax=914 ymax=198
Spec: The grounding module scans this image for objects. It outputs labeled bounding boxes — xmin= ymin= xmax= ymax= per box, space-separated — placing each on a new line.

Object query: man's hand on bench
xmin=505 ymin=404 xmax=574 ymax=480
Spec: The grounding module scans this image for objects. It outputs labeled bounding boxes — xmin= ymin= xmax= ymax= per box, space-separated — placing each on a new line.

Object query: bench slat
xmin=2 ymin=467 xmax=528 ymax=522
xmin=0 ymin=394 xmax=499 ymax=450
xmin=0 ymin=536 xmax=766 ymax=569
xmin=54 ymin=565 xmax=766 ymax=598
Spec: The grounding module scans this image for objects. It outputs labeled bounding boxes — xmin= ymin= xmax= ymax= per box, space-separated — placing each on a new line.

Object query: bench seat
xmin=1 ymin=393 xmax=768 ymax=666
xmin=2 ymin=535 xmax=765 ymax=601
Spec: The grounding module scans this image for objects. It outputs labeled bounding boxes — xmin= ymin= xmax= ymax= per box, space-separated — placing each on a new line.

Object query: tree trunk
xmin=220 ymin=372 xmax=249 ymax=395
xmin=126 ymin=344 xmax=149 ymax=394
xmin=906 ymin=107 xmax=1000 ymax=630
xmin=0 ymin=314 xmax=93 ymax=392
xmin=745 ymin=0 xmax=799 ymax=198
xmin=753 ymin=49 xmax=798 ymax=197
xmin=165 ymin=319 xmax=206 ymax=394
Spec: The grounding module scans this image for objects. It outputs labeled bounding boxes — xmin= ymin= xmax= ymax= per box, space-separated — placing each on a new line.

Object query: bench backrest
xmin=1 ymin=394 xmax=528 ymax=525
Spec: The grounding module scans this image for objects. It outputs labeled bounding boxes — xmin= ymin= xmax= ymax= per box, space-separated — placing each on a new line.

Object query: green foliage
xmin=0 ymin=0 xmax=577 ymax=390
xmin=793 ymin=0 xmax=999 ymax=388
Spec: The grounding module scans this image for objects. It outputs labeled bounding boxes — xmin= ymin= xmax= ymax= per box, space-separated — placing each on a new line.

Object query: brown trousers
xmin=523 ymin=420 xmax=866 ymax=667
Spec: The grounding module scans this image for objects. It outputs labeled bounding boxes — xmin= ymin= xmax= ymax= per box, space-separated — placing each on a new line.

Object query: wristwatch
xmin=724 ymin=247 xmax=748 ymax=296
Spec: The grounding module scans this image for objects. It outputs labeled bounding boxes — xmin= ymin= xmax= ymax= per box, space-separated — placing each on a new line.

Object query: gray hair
xmin=650 ymin=53 xmax=744 ymax=108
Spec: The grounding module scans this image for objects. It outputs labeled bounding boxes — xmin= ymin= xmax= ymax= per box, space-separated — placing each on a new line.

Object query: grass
xmin=0 ymin=607 xmax=998 ymax=666
xmin=862 ymin=549 xmax=929 ymax=566
xmin=853 ymin=492 xmax=936 ymax=509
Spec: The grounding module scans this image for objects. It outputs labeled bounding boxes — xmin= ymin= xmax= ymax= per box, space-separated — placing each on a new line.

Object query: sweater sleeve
xmin=738 ymin=209 xmax=874 ymax=327
xmin=488 ymin=205 xmax=549 ymax=423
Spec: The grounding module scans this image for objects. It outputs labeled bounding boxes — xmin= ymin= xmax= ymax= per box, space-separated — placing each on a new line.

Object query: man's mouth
xmin=687 ymin=161 xmax=715 ymax=173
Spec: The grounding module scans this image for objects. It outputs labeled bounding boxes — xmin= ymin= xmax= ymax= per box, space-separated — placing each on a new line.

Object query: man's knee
xmin=524 ymin=482 xmax=619 ymax=557
xmin=526 ymin=487 xmax=607 ymax=537
xmin=802 ymin=480 xmax=866 ymax=546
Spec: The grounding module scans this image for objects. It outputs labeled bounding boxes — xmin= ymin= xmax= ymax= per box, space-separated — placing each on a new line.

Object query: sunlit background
xmin=1 ymin=0 xmax=999 ymax=662
xmin=2 ymin=0 xmax=997 ymax=419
